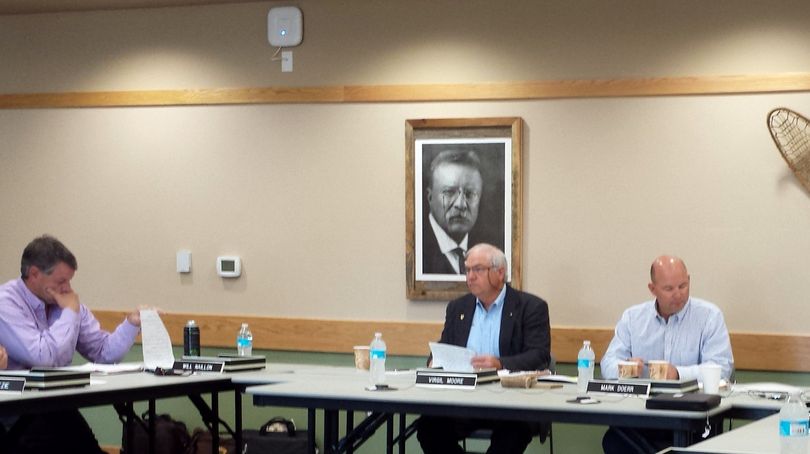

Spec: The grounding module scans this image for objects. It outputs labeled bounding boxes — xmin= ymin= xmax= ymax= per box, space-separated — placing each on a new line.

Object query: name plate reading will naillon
xmin=0 ymin=377 xmax=26 ymax=393
xmin=415 ymin=369 xmax=478 ymax=389
xmin=587 ymin=379 xmax=650 ymax=397
xmin=173 ymin=360 xmax=224 ymax=373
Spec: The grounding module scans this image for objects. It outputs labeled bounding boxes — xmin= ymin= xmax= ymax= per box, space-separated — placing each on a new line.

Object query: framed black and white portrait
xmin=405 ymin=117 xmax=523 ymax=300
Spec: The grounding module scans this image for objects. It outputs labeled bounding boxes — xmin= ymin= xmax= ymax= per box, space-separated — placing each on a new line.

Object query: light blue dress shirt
xmin=466 ymin=285 xmax=507 ymax=357
xmin=600 ymin=297 xmax=734 ymax=381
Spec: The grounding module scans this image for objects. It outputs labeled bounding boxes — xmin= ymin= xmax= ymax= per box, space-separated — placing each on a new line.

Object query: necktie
xmin=453 ymin=247 xmax=466 ymax=274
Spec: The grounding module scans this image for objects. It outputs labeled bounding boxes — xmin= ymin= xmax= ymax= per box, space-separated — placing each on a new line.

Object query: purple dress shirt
xmin=0 ymin=278 xmax=140 ymax=370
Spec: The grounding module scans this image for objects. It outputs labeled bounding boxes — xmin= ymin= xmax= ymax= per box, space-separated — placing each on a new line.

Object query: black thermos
xmin=184 ymin=320 xmax=200 ymax=356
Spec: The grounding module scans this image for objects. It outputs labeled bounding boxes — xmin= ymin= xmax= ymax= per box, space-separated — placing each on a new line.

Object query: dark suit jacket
xmin=421 ymin=222 xmax=502 ymax=275
xmin=436 ymin=285 xmax=551 ymax=371
xmin=422 ymin=223 xmax=460 ymax=274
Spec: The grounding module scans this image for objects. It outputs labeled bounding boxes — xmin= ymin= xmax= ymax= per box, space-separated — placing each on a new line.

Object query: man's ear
xmin=27 ymin=266 xmax=40 ymax=279
xmin=496 ymin=266 xmax=506 ymax=283
xmin=426 ymin=187 xmax=433 ymax=203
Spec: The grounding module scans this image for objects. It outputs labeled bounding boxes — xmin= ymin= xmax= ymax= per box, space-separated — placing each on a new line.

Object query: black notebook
xmin=0 ymin=368 xmax=91 ymax=389
xmin=645 ymin=393 xmax=721 ymax=411
xmin=176 ymin=354 xmax=266 ymax=372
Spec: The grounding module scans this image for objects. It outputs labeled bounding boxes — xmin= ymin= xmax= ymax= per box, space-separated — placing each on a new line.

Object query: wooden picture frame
xmin=405 ymin=117 xmax=523 ymax=301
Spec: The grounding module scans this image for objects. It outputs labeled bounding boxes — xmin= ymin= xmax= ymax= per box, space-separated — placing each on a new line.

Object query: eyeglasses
xmin=440 ymin=187 xmax=481 ymax=205
xmin=152 ymin=367 xmax=192 ymax=377
xmin=465 ymin=266 xmax=492 ymax=275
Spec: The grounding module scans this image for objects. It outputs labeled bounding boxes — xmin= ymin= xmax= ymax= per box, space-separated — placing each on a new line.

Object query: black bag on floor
xmin=243 ymin=417 xmax=312 ymax=454
xmin=187 ymin=428 xmax=237 ymax=454
xmin=119 ymin=412 xmax=191 ymax=454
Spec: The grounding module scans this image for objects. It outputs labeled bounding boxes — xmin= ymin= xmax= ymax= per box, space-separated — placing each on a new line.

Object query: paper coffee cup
xmin=648 ymin=360 xmax=669 ymax=380
xmin=618 ymin=360 xmax=640 ymax=378
xmin=353 ymin=346 xmax=370 ymax=370
xmin=700 ymin=363 xmax=722 ymax=394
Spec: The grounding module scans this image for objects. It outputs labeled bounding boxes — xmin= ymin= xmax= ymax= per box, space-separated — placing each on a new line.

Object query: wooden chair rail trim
xmin=97 ymin=310 xmax=810 ymax=373
xmin=2 ymin=73 xmax=809 ymax=109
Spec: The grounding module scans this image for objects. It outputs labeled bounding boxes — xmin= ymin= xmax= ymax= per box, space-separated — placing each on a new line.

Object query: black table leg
xmin=234 ymin=388 xmax=243 ymax=453
xmin=386 ymin=414 xmax=394 ymax=454
xmin=324 ymin=409 xmax=339 ymax=453
xmin=211 ymin=392 xmax=219 ymax=454
xmin=148 ymin=399 xmax=156 ymax=454
xmin=308 ymin=408 xmax=317 ymax=454
xmin=346 ymin=411 xmax=354 ymax=454
xmin=398 ymin=413 xmax=406 ymax=454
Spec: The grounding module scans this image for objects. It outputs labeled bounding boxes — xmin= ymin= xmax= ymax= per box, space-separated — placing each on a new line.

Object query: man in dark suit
xmin=416 ymin=243 xmax=551 ymax=454
xmin=422 ymin=149 xmax=484 ymax=275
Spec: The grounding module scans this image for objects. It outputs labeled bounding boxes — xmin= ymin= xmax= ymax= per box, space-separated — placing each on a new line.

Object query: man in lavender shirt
xmin=0 ymin=234 xmax=143 ymax=453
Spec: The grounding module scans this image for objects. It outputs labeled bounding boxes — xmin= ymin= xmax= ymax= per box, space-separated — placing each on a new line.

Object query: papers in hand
xmin=429 ymin=342 xmax=476 ymax=372
xmin=140 ymin=309 xmax=175 ymax=370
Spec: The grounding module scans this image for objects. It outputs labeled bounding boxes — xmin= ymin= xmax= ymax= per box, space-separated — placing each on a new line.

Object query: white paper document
xmin=61 ymin=362 xmax=144 ymax=375
xmin=140 ymin=309 xmax=175 ymax=370
xmin=429 ymin=342 xmax=475 ymax=372
xmin=730 ymin=382 xmax=803 ymax=395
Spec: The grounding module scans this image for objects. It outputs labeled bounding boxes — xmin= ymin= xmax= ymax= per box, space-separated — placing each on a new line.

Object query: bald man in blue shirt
xmin=600 ymin=255 xmax=733 ymax=454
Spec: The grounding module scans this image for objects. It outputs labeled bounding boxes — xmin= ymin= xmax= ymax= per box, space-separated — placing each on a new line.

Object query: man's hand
xmin=471 ymin=355 xmax=502 ymax=370
xmin=126 ymin=305 xmax=158 ymax=327
xmin=665 ymin=362 xmax=680 ymax=380
xmin=0 ymin=345 xmax=7 ymax=369
xmin=46 ymin=288 xmax=80 ymax=313
xmin=627 ymin=357 xmax=645 ymax=370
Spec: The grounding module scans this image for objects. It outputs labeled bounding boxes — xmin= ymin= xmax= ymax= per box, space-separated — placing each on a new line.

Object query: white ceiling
xmin=0 ymin=0 xmax=257 ymax=15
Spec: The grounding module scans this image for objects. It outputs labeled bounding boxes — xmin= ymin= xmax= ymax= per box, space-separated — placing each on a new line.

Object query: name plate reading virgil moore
xmin=416 ymin=369 xmax=478 ymax=389
xmin=587 ymin=379 xmax=650 ymax=397
xmin=0 ymin=377 xmax=25 ymax=393
xmin=173 ymin=360 xmax=224 ymax=373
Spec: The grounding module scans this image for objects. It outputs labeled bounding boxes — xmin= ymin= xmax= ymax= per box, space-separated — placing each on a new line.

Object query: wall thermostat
xmin=216 ymin=256 xmax=241 ymax=278
xmin=267 ymin=6 xmax=303 ymax=47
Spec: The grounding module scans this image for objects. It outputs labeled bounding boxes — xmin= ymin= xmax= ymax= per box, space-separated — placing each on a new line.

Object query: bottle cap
xmin=186 ymin=320 xmax=197 ymax=327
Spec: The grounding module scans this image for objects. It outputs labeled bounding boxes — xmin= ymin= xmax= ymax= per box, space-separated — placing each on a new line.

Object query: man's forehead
xmin=655 ymin=273 xmax=688 ymax=286
xmin=432 ymin=162 xmax=481 ymax=180
xmin=48 ymin=262 xmax=75 ymax=277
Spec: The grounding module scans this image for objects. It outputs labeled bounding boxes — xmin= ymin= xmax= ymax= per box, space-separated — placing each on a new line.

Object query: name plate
xmin=587 ymin=379 xmax=650 ymax=397
xmin=0 ymin=377 xmax=26 ymax=393
xmin=173 ymin=360 xmax=224 ymax=373
xmin=415 ymin=370 xmax=477 ymax=389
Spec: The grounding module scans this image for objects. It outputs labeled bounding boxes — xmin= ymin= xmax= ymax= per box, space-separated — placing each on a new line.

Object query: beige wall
xmin=3 ymin=0 xmax=810 ymax=92
xmin=1 ymin=1 xmax=810 ymax=332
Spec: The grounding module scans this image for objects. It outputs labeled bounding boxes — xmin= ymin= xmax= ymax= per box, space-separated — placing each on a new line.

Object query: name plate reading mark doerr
xmin=587 ymin=379 xmax=650 ymax=397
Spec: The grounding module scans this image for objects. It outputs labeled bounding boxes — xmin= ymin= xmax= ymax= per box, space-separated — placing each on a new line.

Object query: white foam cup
xmin=700 ymin=363 xmax=722 ymax=394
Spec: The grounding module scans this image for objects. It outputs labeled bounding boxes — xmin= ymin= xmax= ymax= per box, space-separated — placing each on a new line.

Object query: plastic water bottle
xmin=237 ymin=323 xmax=253 ymax=357
xmin=577 ymin=340 xmax=595 ymax=394
xmin=779 ymin=393 xmax=809 ymax=454
xmin=369 ymin=332 xmax=387 ymax=386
